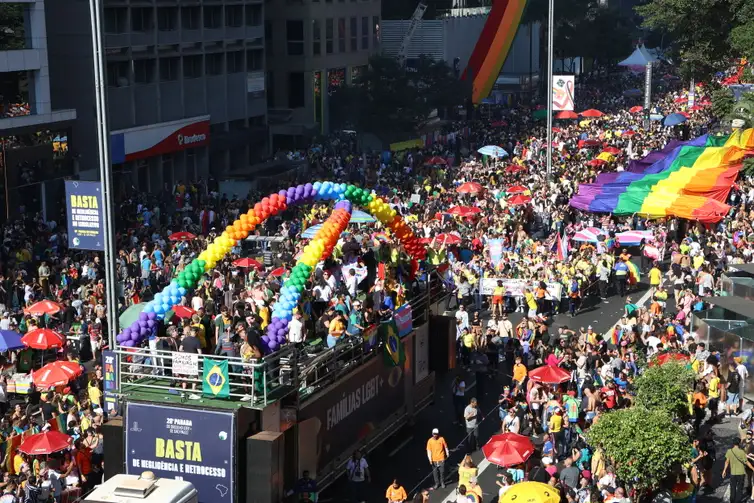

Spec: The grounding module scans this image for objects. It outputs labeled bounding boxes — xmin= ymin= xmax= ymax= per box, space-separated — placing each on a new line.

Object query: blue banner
xmin=65 ymin=180 xmax=104 ymax=251
xmin=125 ymin=403 xmax=235 ymax=503
xmin=102 ymin=350 xmax=119 ymax=416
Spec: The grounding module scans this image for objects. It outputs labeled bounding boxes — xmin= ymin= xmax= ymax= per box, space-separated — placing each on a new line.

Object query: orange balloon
xmin=240 ymin=214 xmax=249 ymax=224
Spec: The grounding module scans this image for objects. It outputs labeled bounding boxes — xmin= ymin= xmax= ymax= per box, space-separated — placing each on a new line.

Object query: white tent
xmin=618 ymin=45 xmax=659 ymax=67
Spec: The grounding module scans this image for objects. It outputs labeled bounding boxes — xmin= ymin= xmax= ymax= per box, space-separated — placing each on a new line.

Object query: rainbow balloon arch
xmin=116 ymin=181 xmax=428 ymax=353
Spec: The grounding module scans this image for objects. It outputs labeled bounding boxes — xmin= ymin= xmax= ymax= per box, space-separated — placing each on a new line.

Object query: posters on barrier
xmin=480 ymin=278 xmax=563 ymax=299
xmin=173 ymin=353 xmax=199 ymax=375
xmin=394 ymin=304 xmax=413 ymax=338
xmin=64 ymin=180 xmax=104 ymax=251
xmin=102 ymin=350 xmax=119 ymax=415
xmin=125 ymin=403 xmax=234 ymax=503
xmin=297 ymin=357 xmax=405 ymax=473
xmin=414 ymin=324 xmax=429 ymax=384
xmin=488 ymin=239 xmax=504 ymax=268
xmin=553 ymin=75 xmax=575 ymax=111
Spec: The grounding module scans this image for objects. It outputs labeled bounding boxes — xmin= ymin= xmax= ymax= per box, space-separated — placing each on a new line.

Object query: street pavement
xmin=321 ymin=278 xmax=655 ymax=503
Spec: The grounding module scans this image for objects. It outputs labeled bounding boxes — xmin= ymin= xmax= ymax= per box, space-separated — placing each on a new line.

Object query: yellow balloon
xmin=206 ymin=260 xmax=217 ymax=269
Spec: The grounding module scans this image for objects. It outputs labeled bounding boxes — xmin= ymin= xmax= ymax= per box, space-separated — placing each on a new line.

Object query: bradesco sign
xmin=125 ymin=403 xmax=234 ymax=503
xmin=298 ymin=357 xmax=405 ymax=470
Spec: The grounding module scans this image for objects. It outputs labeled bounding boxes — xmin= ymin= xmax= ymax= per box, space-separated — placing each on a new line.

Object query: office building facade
xmin=265 ymin=0 xmax=381 ymax=143
xmin=45 ymin=0 xmax=267 ymax=195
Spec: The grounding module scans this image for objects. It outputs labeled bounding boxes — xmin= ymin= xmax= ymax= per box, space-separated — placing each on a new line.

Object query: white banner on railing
xmin=173 ymin=353 xmax=199 ymax=375
xmin=480 ymin=278 xmax=563 ymax=299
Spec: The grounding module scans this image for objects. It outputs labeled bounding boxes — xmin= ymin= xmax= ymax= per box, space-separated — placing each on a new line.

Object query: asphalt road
xmin=321 ymin=276 xmax=655 ymax=503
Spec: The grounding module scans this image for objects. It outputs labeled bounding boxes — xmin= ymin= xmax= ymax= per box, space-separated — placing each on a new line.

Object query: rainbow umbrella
xmin=626 ymin=261 xmax=641 ymax=284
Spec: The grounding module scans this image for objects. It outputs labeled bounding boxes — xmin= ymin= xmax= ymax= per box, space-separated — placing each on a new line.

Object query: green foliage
xmin=634 ymin=361 xmax=695 ymax=419
xmin=729 ymin=92 xmax=754 ymax=128
xmin=742 ymin=156 xmax=754 ymax=178
xmin=711 ymin=87 xmax=735 ymax=120
xmin=0 ymin=4 xmax=25 ymax=50
xmin=329 ymin=54 xmax=470 ymax=137
xmin=586 ymin=407 xmax=691 ymax=490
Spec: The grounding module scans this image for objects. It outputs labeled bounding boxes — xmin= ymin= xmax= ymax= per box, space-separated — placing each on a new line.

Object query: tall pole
xmin=643 ymin=61 xmax=652 ymax=129
xmin=89 ymin=0 xmax=118 ymax=351
xmin=545 ymin=0 xmax=554 ymax=182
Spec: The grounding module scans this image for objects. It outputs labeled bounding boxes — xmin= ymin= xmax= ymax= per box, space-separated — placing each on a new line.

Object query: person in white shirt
xmin=345 ymin=268 xmax=358 ymax=299
xmin=191 ymin=294 xmax=204 ymax=311
xmin=455 ymin=305 xmax=469 ymax=332
xmin=288 ymin=312 xmax=305 ymax=344
xmin=346 ymin=450 xmax=370 ymax=502
xmin=0 ymin=313 xmax=10 ymax=331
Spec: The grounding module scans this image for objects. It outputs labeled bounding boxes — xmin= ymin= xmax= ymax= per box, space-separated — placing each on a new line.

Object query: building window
xmin=247 ymin=49 xmax=263 ymax=71
xmin=159 ymin=57 xmax=179 ymax=81
xmin=182 ymin=7 xmax=200 ymax=30
xmin=104 ymin=8 xmax=127 ymax=34
xmin=288 ymin=72 xmax=305 ymax=109
xmin=373 ymin=16 xmax=380 ymax=48
xmin=157 ymin=8 xmax=177 ymax=31
xmin=286 ymin=20 xmax=304 ymax=56
xmin=227 ymin=51 xmax=244 ymax=73
xmin=106 ymin=61 xmax=129 ymax=87
xmin=183 ymin=55 xmax=203 ymax=78
xmin=131 ymin=8 xmax=153 ymax=32
xmin=325 ymin=19 xmax=333 ymax=54
xmin=133 ymin=59 xmax=156 ymax=84
xmin=204 ymin=6 xmax=222 ymax=29
xmin=226 ymin=5 xmax=242 ymax=28
xmin=350 ymin=17 xmax=357 ymax=51
xmin=206 ymin=53 xmax=224 ymax=75
xmin=361 ymin=17 xmax=368 ymax=49
xmin=245 ymin=4 xmax=262 ymax=26
xmin=338 ymin=18 xmax=345 ymax=52
xmin=312 ymin=20 xmax=321 ymax=56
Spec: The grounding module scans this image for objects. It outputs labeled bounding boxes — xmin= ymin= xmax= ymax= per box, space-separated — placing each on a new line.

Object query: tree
xmin=634 ymin=361 xmax=695 ymax=419
xmin=0 ymin=4 xmax=25 ymax=51
xmin=728 ymin=92 xmax=754 ymax=128
xmin=586 ymin=407 xmax=691 ymax=491
xmin=711 ymin=87 xmax=735 ymax=121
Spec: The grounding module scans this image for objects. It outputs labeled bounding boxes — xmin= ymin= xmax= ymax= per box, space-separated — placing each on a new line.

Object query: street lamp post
xmin=88 ymin=0 xmax=118 ymax=351
xmin=545 ymin=0 xmax=554 ymax=183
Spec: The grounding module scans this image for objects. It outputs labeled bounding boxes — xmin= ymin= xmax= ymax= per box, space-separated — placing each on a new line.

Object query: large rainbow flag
xmin=462 ymin=0 xmax=528 ymax=104
xmin=569 ymin=129 xmax=754 ymax=223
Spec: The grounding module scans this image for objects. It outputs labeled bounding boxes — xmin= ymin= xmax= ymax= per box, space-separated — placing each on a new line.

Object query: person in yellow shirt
xmin=523 ymin=288 xmax=537 ymax=318
xmin=548 ymin=408 xmax=565 ymax=459
xmin=386 ymin=479 xmax=407 ymax=503
xmin=88 ymin=379 xmax=103 ymax=408
xmin=427 ymin=428 xmax=449 ymax=488
xmin=708 ymin=374 xmax=721 ymax=422
xmin=648 ymin=263 xmax=662 ymax=294
xmin=512 ymin=356 xmax=527 ymax=391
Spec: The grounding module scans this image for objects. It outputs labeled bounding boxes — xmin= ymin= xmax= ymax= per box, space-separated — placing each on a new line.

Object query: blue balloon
xmin=143 ymin=304 xmax=154 ymax=314
xmin=170 ymin=296 xmax=179 ymax=304
xmin=154 ymin=294 xmax=163 ymax=303
xmin=178 ymin=287 xmax=187 ymax=296
xmin=162 ymin=303 xmax=170 ymax=313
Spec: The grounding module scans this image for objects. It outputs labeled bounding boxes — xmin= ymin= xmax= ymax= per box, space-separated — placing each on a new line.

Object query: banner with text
xmin=553 ymin=75 xmax=575 ymax=111
xmin=480 ymin=278 xmax=563 ymax=299
xmin=65 ymin=181 xmax=104 ymax=251
xmin=102 ymin=350 xmax=119 ymax=416
xmin=125 ymin=403 xmax=235 ymax=503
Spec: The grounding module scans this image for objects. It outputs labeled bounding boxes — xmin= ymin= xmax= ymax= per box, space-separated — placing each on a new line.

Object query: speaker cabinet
xmin=102 ymin=418 xmax=124 ymax=480
xmin=244 ymin=431 xmax=284 ymax=503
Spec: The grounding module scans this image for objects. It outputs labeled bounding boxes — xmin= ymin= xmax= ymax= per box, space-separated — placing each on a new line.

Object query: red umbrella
xmin=629 ymin=106 xmax=643 ymax=114
xmin=269 ymin=267 xmax=286 ymax=277
xmin=482 ymin=433 xmax=535 ymax=467
xmin=587 ymin=159 xmax=607 ymax=167
xmin=678 ymin=111 xmax=690 ymax=118
xmin=555 ymin=111 xmax=578 ymax=119
xmin=19 ymin=431 xmax=73 ymax=455
xmin=674 ymin=96 xmax=688 ymax=103
xmin=505 ymin=164 xmax=526 ymax=174
xmin=579 ymin=139 xmax=602 ymax=148
xmin=529 ymin=365 xmax=571 ymax=384
xmin=649 ymin=352 xmax=690 ymax=367
xmin=169 ymin=231 xmax=197 ymax=242
xmin=507 ymin=185 xmax=528 ymax=194
xmin=551 ymin=127 xmax=563 ymax=133
xmin=456 ymin=182 xmax=483 ymax=194
xmin=602 ymin=147 xmax=621 ymax=155
xmin=448 ymin=206 xmax=481 ymax=217
xmin=435 ymin=234 xmax=462 ymax=245
xmin=689 ymin=105 xmax=703 ymax=111
xmin=507 ymin=194 xmax=532 ymax=206
xmin=232 ymin=258 xmax=263 ymax=270
xmin=623 ymin=130 xmax=637 ymax=137
xmin=172 ymin=306 xmax=196 ymax=319
xmin=22 ymin=329 xmax=65 ymax=350
xmin=24 ymin=300 xmax=63 ymax=316
xmin=580 ymin=109 xmax=603 ymax=118
xmin=32 ymin=361 xmax=82 ymax=388
xmin=426 ymin=156 xmax=448 ymax=166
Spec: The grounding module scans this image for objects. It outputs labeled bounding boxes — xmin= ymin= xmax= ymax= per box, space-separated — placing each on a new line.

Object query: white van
xmin=83 ymin=472 xmax=198 ymax=503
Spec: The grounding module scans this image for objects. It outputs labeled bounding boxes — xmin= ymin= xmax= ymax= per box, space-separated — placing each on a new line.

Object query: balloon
xmin=139 ymin=327 xmax=148 ymax=337
xmin=116 ymin=334 xmax=125 ymax=343
xmin=162 ymin=303 xmax=170 ymax=313
xmin=147 ymin=312 xmax=156 ymax=320
xmin=268 ymin=340 xmax=278 ymax=350
xmin=261 ymin=335 xmax=270 ymax=344
xmin=147 ymin=320 xmax=155 ymax=328
xmin=143 ymin=304 xmax=154 ymax=314
xmin=122 ymin=340 xmax=135 ymax=347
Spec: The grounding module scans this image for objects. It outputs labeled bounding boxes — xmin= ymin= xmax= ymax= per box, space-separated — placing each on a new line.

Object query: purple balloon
xmin=268 ymin=340 xmax=278 ymax=350
xmin=278 ymin=189 xmax=287 ymax=199
xmin=277 ymin=335 xmax=286 ymax=344
xmin=277 ymin=328 xmax=286 ymax=337
xmin=146 ymin=319 xmax=156 ymax=328
xmin=147 ymin=312 xmax=156 ymax=320
xmin=271 ymin=317 xmax=280 ymax=324
xmin=123 ymin=340 xmax=135 ymax=347
xmin=128 ymin=332 xmax=139 ymax=341
xmin=139 ymin=327 xmax=148 ymax=337
xmin=138 ymin=320 xmax=147 ymax=328
xmin=122 ymin=328 xmax=132 ymax=337
xmin=130 ymin=321 xmax=140 ymax=332
xmin=116 ymin=334 xmax=125 ymax=343
xmin=261 ymin=335 xmax=270 ymax=343
xmin=139 ymin=312 xmax=149 ymax=321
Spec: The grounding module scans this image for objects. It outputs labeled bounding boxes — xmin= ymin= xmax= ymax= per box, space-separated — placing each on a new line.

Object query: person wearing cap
xmin=426 ymin=428 xmax=449 ymax=489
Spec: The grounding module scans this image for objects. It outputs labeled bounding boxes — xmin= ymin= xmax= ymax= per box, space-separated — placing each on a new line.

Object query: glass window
xmin=183 ymin=55 xmax=203 ymax=78
xmin=286 ymin=20 xmax=304 ymax=56
xmin=227 ymin=51 xmax=244 ymax=73
xmin=157 ymin=8 xmax=177 ymax=31
xmin=325 ymin=19 xmax=333 ymax=54
xmin=181 ymin=7 xmax=200 ymax=30
xmin=247 ymin=49 xmax=263 ymax=71
xmin=288 ymin=72 xmax=305 ymax=108
xmin=245 ymin=5 xmax=262 ymax=26
xmin=131 ymin=8 xmax=153 ymax=32
xmin=204 ymin=6 xmax=222 ymax=29
xmin=226 ymin=5 xmax=242 ymax=28
xmin=350 ymin=17 xmax=357 ymax=51
xmin=104 ymin=8 xmax=127 ymax=34
xmin=206 ymin=53 xmax=224 ymax=75
xmin=361 ymin=17 xmax=368 ymax=50
xmin=372 ymin=16 xmax=380 ymax=48
xmin=338 ymin=18 xmax=345 ymax=52
xmin=159 ymin=57 xmax=179 ymax=82
xmin=312 ymin=20 xmax=321 ymax=56
xmin=106 ymin=61 xmax=130 ymax=87
xmin=133 ymin=59 xmax=155 ymax=84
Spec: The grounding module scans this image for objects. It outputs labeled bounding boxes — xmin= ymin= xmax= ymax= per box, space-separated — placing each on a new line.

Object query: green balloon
xmin=197 ymin=260 xmax=206 ymax=268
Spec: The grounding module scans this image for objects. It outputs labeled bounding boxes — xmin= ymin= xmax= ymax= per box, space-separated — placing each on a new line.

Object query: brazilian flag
xmin=203 ymin=358 xmax=230 ymax=398
xmin=380 ymin=320 xmax=405 ymax=367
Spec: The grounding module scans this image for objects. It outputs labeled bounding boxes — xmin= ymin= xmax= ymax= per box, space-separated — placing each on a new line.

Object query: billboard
xmin=102 ymin=350 xmax=119 ymax=416
xmin=125 ymin=403 xmax=234 ymax=503
xmin=298 ymin=357 xmax=405 ymax=472
xmin=65 ymin=180 xmax=104 ymax=251
xmin=552 ymin=75 xmax=575 ymax=111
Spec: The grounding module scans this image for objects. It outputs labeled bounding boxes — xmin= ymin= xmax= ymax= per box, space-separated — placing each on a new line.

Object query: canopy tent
xmin=618 ymin=45 xmax=659 ymax=67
